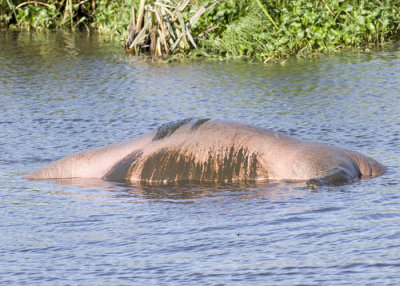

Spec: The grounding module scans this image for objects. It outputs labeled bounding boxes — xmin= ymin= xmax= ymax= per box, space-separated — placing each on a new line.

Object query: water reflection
xmin=49 ymin=178 xmax=309 ymax=203
xmin=2 ymin=30 xmax=400 ymax=286
xmin=0 ymin=30 xmax=118 ymax=60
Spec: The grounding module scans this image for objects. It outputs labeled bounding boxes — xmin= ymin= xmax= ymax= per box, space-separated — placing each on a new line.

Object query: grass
xmin=1 ymin=0 xmax=399 ymax=61
xmin=198 ymin=0 xmax=400 ymax=62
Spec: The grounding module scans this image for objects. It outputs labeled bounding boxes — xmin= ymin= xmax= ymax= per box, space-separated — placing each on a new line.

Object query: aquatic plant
xmin=123 ymin=0 xmax=400 ymax=60
xmin=0 ymin=0 xmax=138 ymax=38
xmin=1 ymin=0 xmax=399 ymax=61
xmin=200 ymin=0 xmax=400 ymax=61
xmin=123 ymin=0 xmax=221 ymax=58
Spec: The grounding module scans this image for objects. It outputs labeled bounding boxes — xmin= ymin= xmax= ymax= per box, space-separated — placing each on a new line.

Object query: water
xmin=1 ymin=31 xmax=399 ymax=285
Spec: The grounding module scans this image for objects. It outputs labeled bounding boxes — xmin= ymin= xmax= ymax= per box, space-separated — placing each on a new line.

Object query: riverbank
xmin=1 ymin=0 xmax=399 ymax=62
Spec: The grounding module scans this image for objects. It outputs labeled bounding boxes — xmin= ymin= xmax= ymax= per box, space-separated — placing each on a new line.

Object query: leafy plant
xmin=200 ymin=0 xmax=400 ymax=61
xmin=1 ymin=0 xmax=399 ymax=61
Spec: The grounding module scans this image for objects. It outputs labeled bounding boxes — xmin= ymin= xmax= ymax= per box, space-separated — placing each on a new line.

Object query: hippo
xmin=24 ymin=119 xmax=386 ymax=186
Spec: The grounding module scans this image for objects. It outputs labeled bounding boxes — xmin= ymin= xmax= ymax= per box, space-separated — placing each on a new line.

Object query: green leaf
xmin=297 ymin=30 xmax=304 ymax=40
xmin=355 ymin=15 xmax=365 ymax=26
xmin=367 ymin=22 xmax=375 ymax=31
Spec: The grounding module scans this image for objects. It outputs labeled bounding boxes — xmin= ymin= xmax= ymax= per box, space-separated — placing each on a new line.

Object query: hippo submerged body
xmin=25 ymin=119 xmax=386 ymax=186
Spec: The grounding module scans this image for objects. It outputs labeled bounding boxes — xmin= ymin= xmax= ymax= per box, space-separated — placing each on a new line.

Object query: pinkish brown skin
xmin=24 ymin=119 xmax=386 ymax=186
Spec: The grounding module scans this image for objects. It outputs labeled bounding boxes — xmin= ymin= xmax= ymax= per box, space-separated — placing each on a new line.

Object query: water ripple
xmin=1 ymin=31 xmax=400 ymax=286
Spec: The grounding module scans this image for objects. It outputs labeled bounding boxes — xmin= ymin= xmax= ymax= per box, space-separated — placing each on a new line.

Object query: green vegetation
xmin=1 ymin=0 xmax=400 ymax=61
xmin=202 ymin=0 xmax=400 ymax=62
xmin=0 ymin=0 xmax=137 ymax=39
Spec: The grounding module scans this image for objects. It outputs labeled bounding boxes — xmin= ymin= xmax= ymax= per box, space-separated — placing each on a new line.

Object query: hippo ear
xmin=306 ymin=168 xmax=359 ymax=189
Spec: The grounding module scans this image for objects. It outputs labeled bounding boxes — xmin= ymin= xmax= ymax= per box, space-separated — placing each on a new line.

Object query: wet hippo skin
xmin=25 ymin=119 xmax=386 ymax=186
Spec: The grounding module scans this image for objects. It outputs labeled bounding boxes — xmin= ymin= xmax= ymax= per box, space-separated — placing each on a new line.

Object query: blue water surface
xmin=1 ymin=31 xmax=399 ymax=285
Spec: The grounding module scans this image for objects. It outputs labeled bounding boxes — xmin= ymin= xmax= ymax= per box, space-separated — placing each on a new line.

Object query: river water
xmin=1 ymin=31 xmax=399 ymax=285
